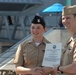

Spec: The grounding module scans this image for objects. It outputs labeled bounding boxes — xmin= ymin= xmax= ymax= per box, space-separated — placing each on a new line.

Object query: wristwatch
xmin=57 ymin=66 xmax=63 ymax=73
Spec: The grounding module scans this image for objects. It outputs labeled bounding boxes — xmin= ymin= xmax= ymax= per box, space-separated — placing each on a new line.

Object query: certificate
xmin=42 ymin=43 xmax=62 ymax=67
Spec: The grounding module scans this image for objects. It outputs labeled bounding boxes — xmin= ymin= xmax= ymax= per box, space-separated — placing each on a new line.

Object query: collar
xmin=67 ymin=38 xmax=72 ymax=45
xmin=71 ymin=37 xmax=76 ymax=42
xmin=28 ymin=37 xmax=50 ymax=44
xmin=67 ymin=37 xmax=76 ymax=45
xmin=73 ymin=38 xmax=76 ymax=42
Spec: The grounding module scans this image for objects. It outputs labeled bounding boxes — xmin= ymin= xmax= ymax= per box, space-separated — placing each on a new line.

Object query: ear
xmin=45 ymin=27 xmax=47 ymax=32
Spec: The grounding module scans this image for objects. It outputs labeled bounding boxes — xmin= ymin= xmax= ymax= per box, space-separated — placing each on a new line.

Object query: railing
xmin=0 ymin=70 xmax=16 ymax=75
xmin=0 ymin=34 xmax=31 ymax=69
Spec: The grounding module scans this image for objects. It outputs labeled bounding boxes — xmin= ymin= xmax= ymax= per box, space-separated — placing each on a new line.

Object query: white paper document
xmin=42 ymin=43 xmax=62 ymax=67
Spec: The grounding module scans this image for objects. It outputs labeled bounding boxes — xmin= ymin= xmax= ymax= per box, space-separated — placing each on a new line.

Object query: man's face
xmin=62 ymin=14 xmax=76 ymax=30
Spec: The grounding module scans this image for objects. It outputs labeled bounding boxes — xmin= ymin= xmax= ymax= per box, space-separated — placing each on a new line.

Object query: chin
xmin=34 ymin=35 xmax=38 ymax=38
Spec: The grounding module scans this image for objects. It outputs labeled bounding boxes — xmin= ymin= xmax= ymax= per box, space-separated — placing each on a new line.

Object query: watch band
xmin=57 ymin=66 xmax=63 ymax=73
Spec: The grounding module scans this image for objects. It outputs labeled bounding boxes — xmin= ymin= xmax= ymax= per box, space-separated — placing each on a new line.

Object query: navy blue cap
xmin=31 ymin=15 xmax=46 ymax=28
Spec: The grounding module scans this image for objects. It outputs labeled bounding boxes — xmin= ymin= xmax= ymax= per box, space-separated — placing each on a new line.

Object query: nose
xmin=33 ymin=28 xmax=37 ymax=31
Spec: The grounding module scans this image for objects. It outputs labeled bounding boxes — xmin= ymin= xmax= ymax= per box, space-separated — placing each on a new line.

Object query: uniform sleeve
xmin=14 ymin=44 xmax=24 ymax=66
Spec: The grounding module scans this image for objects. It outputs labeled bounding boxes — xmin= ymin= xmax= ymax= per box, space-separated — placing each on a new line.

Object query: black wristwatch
xmin=57 ymin=66 xmax=63 ymax=73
